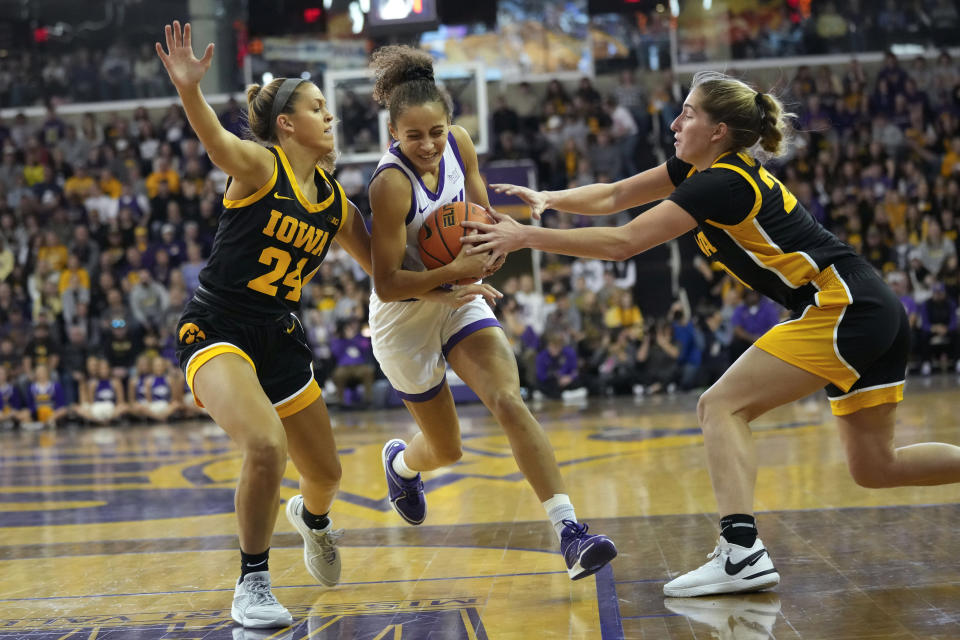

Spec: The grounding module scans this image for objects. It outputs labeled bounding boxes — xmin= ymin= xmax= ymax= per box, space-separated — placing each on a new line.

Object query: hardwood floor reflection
xmin=1 ymin=377 xmax=958 ymax=638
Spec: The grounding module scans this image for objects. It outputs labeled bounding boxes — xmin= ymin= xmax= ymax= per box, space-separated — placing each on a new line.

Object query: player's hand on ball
xmin=461 ymin=209 xmax=526 ymax=256
xmin=450 ymin=231 xmax=492 ymax=281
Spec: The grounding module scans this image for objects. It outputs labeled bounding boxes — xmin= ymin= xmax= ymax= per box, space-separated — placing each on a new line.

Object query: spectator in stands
xmin=151 ymin=356 xmax=183 ymax=420
xmin=605 ymin=96 xmax=639 ymax=177
xmin=158 ymin=223 xmax=186 ymax=266
xmin=0 ymin=337 xmax=21 ymax=379
xmin=133 ymin=44 xmax=165 ymax=99
xmin=515 ymin=272 xmax=548 ymax=335
xmin=670 ymin=301 xmax=703 ymax=390
xmin=130 ymin=269 xmax=170 ymax=331
xmin=587 ymin=130 xmax=625 ymax=182
xmin=535 ymin=331 xmax=586 ymax=401
xmin=103 ymin=317 xmax=138 ymax=381
xmin=75 ymin=357 xmax=126 ymax=424
xmin=604 ymin=288 xmax=643 ymax=331
xmin=0 ymin=363 xmax=25 ymax=428
xmin=919 ymin=281 xmax=959 ymax=375
xmin=698 ymin=307 xmax=731 ymax=388
xmin=913 ymin=218 xmax=956 ymax=279
xmin=730 ymin=290 xmax=780 ymax=360
xmin=60 ymin=323 xmax=89 ymax=406
xmin=863 ymin=225 xmax=894 ymax=274
xmin=24 ymin=363 xmax=69 ymax=428
xmin=70 ymin=225 xmax=100 ymax=275
xmin=329 ymin=318 xmax=375 ymax=409
xmin=22 ymin=317 xmax=59 ymax=377
xmin=634 ymin=319 xmax=678 ymax=395
xmin=596 ymin=327 xmax=639 ymax=397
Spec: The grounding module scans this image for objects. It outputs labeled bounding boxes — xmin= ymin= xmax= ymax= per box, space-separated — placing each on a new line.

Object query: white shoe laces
xmin=245 ymin=577 xmax=281 ymax=607
xmin=309 ymin=528 xmax=344 ymax=564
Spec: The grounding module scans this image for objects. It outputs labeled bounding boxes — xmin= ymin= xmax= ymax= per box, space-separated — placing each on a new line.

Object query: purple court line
xmin=0 ymin=539 xmax=566 ymax=560
xmin=595 ymin=564 xmax=625 ymax=640
xmin=0 ymin=570 xmax=569 ymax=603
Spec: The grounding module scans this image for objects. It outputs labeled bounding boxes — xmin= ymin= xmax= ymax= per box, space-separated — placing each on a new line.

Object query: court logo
xmin=179 ymin=323 xmax=206 ymax=345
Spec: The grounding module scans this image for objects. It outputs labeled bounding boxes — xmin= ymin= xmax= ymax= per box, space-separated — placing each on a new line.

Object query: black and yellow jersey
xmin=196 ymin=146 xmax=348 ymax=321
xmin=667 ymin=152 xmax=858 ymax=311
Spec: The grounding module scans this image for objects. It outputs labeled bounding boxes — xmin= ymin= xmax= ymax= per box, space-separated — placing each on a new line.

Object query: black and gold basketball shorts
xmin=174 ymin=299 xmax=321 ymax=418
xmin=755 ymin=258 xmax=909 ymax=416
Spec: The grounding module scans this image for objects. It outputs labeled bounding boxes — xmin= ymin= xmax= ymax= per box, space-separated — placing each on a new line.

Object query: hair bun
xmin=402 ymin=67 xmax=434 ymax=83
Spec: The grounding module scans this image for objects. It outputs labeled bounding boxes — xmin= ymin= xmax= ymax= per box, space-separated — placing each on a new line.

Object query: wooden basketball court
xmin=2 ymin=378 xmax=958 ymax=639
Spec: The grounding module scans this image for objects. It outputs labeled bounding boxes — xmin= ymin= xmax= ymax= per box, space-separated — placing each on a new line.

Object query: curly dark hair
xmin=369 ymin=45 xmax=452 ymax=124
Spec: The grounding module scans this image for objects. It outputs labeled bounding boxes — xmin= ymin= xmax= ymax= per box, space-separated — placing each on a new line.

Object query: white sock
xmin=543 ymin=493 xmax=577 ymax=540
xmin=392 ymin=450 xmax=418 ymax=479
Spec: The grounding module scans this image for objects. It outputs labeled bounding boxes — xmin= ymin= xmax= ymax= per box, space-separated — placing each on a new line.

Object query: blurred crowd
xmin=0 ymin=46 xmax=958 ymax=427
xmin=677 ymin=0 xmax=960 ymax=62
xmin=0 ymin=44 xmax=172 ymax=108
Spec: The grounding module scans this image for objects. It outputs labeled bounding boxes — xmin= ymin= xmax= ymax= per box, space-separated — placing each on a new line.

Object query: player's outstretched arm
xmin=490 ymin=162 xmax=675 ymax=218
xmin=156 ymin=20 xmax=273 ymax=188
xmin=462 ymin=199 xmax=697 ymax=261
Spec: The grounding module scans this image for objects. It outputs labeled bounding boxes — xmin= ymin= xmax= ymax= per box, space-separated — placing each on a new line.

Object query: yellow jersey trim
xmin=222 ymin=158 xmax=279 ymax=209
xmin=275 ymin=146 xmax=336 ymax=213
xmin=829 ymin=382 xmax=904 ymax=416
xmin=275 ymin=379 xmax=322 ymax=418
xmin=184 ymin=343 xmax=257 ymax=408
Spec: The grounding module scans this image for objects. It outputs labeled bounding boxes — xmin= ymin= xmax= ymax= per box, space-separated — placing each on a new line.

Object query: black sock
xmin=239 ymin=548 xmax=269 ymax=581
xmin=719 ymin=514 xmax=757 ymax=548
xmin=301 ymin=504 xmax=330 ymax=531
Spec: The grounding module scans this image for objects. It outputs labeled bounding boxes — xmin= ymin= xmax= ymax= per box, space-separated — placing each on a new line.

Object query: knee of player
xmin=243 ymin=433 xmax=288 ymax=473
xmin=309 ymin=459 xmax=342 ymax=488
xmin=848 ymin=466 xmax=892 ymax=489
xmin=481 ymin=386 xmax=526 ymax=418
xmin=432 ymin=442 xmax=463 ymax=466
xmin=847 ymin=454 xmax=895 ymax=488
xmin=696 ymin=385 xmax=744 ymax=427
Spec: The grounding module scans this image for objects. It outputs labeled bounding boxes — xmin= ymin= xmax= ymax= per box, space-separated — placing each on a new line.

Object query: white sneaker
xmin=285 ymin=494 xmax=343 ymax=587
xmin=561 ymin=387 xmax=589 ymax=403
xmin=231 ymin=571 xmax=293 ymax=628
xmin=921 ymin=361 xmax=932 ymax=376
xmin=663 ymin=592 xmax=781 ymax=639
xmin=663 ymin=538 xmax=779 ymax=597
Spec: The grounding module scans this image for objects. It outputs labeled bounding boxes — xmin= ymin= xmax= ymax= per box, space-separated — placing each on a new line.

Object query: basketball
xmin=418 ymin=201 xmax=491 ymax=284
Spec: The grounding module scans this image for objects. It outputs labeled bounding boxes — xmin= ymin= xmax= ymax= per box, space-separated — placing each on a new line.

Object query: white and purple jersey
xmin=368 ymin=131 xmax=500 ymax=399
xmin=369 ymin=131 xmax=467 ymax=273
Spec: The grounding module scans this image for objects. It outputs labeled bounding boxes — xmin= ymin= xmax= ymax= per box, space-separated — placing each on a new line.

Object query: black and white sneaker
xmin=663 ymin=538 xmax=779 ymax=597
